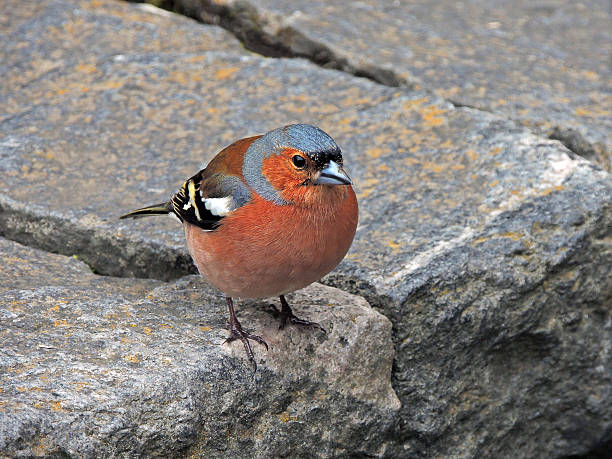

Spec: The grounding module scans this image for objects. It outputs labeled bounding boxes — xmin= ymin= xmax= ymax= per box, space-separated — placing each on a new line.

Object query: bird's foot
xmin=224 ymin=323 xmax=268 ymax=371
xmin=267 ymin=295 xmax=326 ymax=333
xmin=224 ymin=297 xmax=268 ymax=371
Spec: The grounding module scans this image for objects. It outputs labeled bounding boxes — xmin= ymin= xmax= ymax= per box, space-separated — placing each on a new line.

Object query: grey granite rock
xmin=0 ymin=238 xmax=399 ymax=457
xmin=0 ymin=0 xmax=243 ymax=100
xmin=1 ymin=0 xmax=611 ymax=457
xmin=0 ymin=237 xmax=159 ymax=296
xmin=164 ymin=0 xmax=611 ymax=171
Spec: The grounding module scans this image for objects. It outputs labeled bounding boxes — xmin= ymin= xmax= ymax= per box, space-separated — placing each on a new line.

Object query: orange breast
xmin=184 ymin=186 xmax=358 ymax=298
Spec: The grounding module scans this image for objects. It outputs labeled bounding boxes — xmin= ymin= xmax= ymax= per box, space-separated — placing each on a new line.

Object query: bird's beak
xmin=314 ymin=160 xmax=352 ymax=186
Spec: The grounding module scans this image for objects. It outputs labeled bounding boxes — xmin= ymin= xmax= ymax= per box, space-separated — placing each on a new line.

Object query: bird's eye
xmin=292 ymin=155 xmax=306 ymax=168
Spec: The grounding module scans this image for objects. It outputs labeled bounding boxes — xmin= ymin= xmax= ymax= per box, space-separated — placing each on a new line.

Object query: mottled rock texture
xmin=0 ymin=238 xmax=399 ymax=457
xmin=1 ymin=0 xmax=611 ymax=457
xmin=159 ymin=0 xmax=611 ymax=171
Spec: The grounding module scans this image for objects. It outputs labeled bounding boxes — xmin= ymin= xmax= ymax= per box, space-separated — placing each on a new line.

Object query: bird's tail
xmin=119 ymin=202 xmax=172 ymax=219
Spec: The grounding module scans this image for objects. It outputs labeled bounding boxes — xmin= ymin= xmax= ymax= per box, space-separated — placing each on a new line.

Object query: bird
xmin=120 ymin=124 xmax=358 ymax=369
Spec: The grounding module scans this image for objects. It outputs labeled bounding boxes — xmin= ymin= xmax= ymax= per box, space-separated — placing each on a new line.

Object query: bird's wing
xmin=170 ymin=171 xmax=252 ymax=230
xmin=169 ymin=136 xmax=261 ymax=230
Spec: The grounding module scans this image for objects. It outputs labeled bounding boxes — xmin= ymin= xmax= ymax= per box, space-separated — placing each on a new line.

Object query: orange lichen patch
xmin=579 ymin=69 xmax=599 ymax=81
xmin=169 ymin=70 xmax=202 ymax=85
xmin=96 ymin=80 xmax=123 ymax=90
xmin=489 ymin=180 xmax=499 ymax=187
xmin=421 ymin=105 xmax=446 ymax=127
xmin=54 ymin=319 xmax=70 ymax=327
xmin=278 ymin=411 xmax=298 ymax=423
xmin=378 ymin=163 xmax=390 ymax=171
xmin=366 ymin=147 xmax=385 ymax=159
xmin=538 ymin=185 xmax=564 ymax=196
xmin=387 ymin=240 xmax=401 ymax=253
xmin=187 ymin=55 xmax=207 ymax=63
xmin=159 ymin=323 xmax=174 ymax=329
xmin=490 ymin=146 xmax=503 ymax=156
xmin=356 ymin=177 xmax=380 ymax=199
xmin=404 ymin=156 xmax=421 ymax=166
xmin=143 ymin=326 xmax=153 ymax=335
xmin=51 ymin=401 xmax=62 ymax=412
xmin=423 ymin=162 xmax=444 ymax=173
xmin=402 ymin=97 xmax=428 ymax=110
xmin=436 ymin=86 xmax=461 ymax=98
xmin=215 ymin=67 xmax=240 ymax=80
xmin=439 ymin=139 xmax=453 ymax=149
xmin=574 ymin=106 xmax=610 ymax=117
xmin=75 ymin=63 xmax=97 ymax=74
xmin=35 ymin=150 xmax=55 ymax=160
xmin=123 ymin=354 xmax=140 ymax=363
xmin=315 ymin=103 xmax=338 ymax=114
xmin=350 ymin=97 xmax=371 ymax=105
xmin=199 ymin=326 xmax=212 ymax=332
xmin=474 ymin=232 xmax=523 ymax=246
xmin=465 ymin=150 xmax=478 ymax=161
xmin=500 ymin=232 xmax=522 ymax=241
xmin=497 ymin=99 xmax=507 ymax=105
xmin=49 ymin=305 xmax=60 ymax=312
xmin=71 ymin=382 xmax=88 ymax=391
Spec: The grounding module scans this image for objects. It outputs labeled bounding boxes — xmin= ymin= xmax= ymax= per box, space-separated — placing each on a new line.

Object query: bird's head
xmin=242 ymin=124 xmax=352 ymax=206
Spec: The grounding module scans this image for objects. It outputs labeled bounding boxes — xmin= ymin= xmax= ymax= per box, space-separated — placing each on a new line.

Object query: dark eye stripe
xmin=306 ymin=148 xmax=343 ymax=169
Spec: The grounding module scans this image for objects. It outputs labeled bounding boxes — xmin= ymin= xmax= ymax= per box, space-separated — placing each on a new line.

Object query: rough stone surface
xmin=0 ymin=238 xmax=399 ymax=457
xmin=0 ymin=237 xmax=158 ymax=296
xmin=165 ymin=0 xmax=611 ymax=171
xmin=1 ymin=0 xmax=611 ymax=457
xmin=1 ymin=0 xmax=243 ymax=98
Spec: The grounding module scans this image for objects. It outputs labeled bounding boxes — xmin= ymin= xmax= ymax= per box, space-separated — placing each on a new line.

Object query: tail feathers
xmin=119 ymin=202 xmax=173 ymax=219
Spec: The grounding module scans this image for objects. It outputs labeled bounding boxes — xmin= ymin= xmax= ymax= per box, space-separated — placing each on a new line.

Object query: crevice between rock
xmin=129 ymin=0 xmax=412 ymax=88
xmin=548 ymin=125 xmax=609 ymax=170
xmin=125 ymin=1 xmax=607 ymax=168
xmin=0 ymin=196 xmax=197 ymax=282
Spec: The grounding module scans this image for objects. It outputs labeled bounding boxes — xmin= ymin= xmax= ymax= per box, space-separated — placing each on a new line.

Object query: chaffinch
xmin=121 ymin=124 xmax=358 ymax=369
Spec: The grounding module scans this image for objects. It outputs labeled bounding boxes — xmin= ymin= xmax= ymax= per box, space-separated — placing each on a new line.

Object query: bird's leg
xmin=224 ymin=297 xmax=268 ymax=370
xmin=272 ymin=295 xmax=326 ymax=333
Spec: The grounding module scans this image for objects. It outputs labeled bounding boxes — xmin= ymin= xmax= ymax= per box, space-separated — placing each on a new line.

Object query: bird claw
xmin=225 ymin=324 xmax=268 ymax=371
xmin=281 ymin=311 xmax=326 ymax=333
xmin=267 ymin=300 xmax=326 ymax=333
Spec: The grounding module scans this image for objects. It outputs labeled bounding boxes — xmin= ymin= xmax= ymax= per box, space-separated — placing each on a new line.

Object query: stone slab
xmin=0 ymin=237 xmax=399 ymax=457
xmin=0 ymin=51 xmax=398 ymax=280
xmin=1 ymin=0 xmax=611 ymax=456
xmin=0 ymin=236 xmax=163 ymax=303
xmin=0 ymin=0 xmax=243 ymax=103
xmin=175 ymin=0 xmax=611 ymax=171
